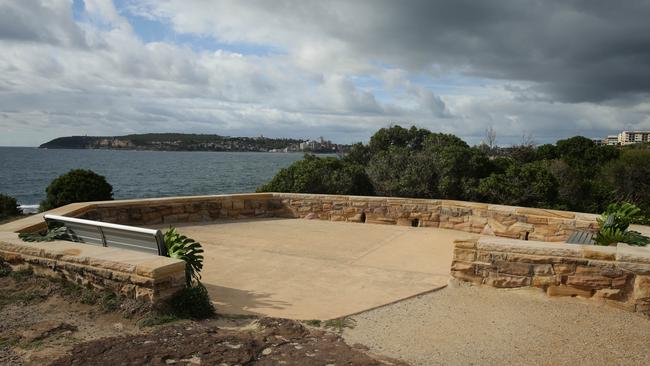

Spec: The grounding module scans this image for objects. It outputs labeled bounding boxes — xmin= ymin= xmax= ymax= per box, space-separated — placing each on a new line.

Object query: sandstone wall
xmin=274 ymin=193 xmax=600 ymax=242
xmin=451 ymin=237 xmax=650 ymax=315
xmin=76 ymin=194 xmax=289 ymax=226
xmin=0 ymin=237 xmax=186 ymax=305
xmin=66 ymin=193 xmax=600 ymax=242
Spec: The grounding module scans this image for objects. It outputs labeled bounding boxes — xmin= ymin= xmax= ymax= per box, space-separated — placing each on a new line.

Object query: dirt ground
xmin=0 ymin=268 xmax=405 ymax=366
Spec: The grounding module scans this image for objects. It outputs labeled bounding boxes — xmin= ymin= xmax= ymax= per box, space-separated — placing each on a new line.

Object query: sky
xmin=1 ymin=0 xmax=649 ymax=146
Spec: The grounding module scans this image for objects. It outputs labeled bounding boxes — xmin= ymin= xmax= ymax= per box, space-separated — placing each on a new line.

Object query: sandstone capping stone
xmin=477 ymin=238 xmax=582 ymax=258
xmin=616 ymin=243 xmax=650 ymax=265
xmin=581 ymin=246 xmax=617 ymax=261
xmin=453 ymin=238 xmax=478 ymax=249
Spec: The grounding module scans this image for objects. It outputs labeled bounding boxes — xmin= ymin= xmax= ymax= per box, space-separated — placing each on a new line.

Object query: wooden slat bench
xmin=566 ymin=230 xmax=595 ymax=245
xmin=566 ymin=215 xmax=612 ymax=245
xmin=43 ymin=214 xmax=167 ymax=256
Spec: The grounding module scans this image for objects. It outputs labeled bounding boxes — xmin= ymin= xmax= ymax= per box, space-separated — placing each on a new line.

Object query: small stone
xmin=224 ymin=342 xmax=242 ymax=349
xmin=165 ymin=360 xmax=177 ymax=365
xmin=113 ymin=323 xmax=124 ymax=331
xmin=294 ymin=345 xmax=303 ymax=350
xmin=180 ymin=356 xmax=201 ymax=365
xmin=262 ymin=348 xmax=273 ymax=356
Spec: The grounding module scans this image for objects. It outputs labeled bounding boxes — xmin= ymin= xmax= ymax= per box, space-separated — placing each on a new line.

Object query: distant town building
xmin=618 ymin=131 xmax=650 ymax=145
xmin=605 ymin=135 xmax=619 ymax=146
xmin=596 ymin=131 xmax=650 ymax=146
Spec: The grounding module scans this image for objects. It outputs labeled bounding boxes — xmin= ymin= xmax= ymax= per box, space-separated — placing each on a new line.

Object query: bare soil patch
xmin=0 ymin=266 xmax=404 ymax=365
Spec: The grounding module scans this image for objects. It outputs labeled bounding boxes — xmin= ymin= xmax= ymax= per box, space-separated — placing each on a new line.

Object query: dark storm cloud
xmin=0 ymin=1 xmax=87 ymax=47
xmin=303 ymin=0 xmax=650 ymax=103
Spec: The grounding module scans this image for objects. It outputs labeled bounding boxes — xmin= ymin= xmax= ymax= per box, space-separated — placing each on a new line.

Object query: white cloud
xmin=0 ymin=0 xmax=649 ymax=146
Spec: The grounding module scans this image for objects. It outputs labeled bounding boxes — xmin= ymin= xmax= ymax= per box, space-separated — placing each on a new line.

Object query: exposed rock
xmin=20 ymin=321 xmax=77 ymax=343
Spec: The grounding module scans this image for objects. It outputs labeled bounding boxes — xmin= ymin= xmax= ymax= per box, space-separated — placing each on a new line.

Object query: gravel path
xmin=343 ymin=282 xmax=650 ymax=366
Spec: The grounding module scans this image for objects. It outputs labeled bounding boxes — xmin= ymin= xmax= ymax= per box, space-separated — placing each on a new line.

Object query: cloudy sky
xmin=1 ymin=0 xmax=649 ymax=146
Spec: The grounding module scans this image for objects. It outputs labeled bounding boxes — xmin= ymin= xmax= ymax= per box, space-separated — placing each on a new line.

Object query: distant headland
xmin=39 ymin=133 xmax=350 ymax=153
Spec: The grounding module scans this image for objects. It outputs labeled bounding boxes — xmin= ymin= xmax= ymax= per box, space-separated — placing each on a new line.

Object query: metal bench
xmin=566 ymin=230 xmax=595 ymax=245
xmin=43 ymin=214 xmax=167 ymax=256
xmin=566 ymin=215 xmax=613 ymax=245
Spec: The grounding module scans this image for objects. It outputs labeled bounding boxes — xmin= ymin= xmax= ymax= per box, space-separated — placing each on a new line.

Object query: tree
xmin=366 ymin=147 xmax=440 ymax=198
xmin=555 ymin=136 xmax=619 ymax=177
xmin=477 ymin=161 xmax=559 ymax=208
xmin=342 ymin=142 xmax=371 ymax=165
xmin=0 ymin=193 xmax=21 ymax=220
xmin=484 ymin=126 xmax=497 ymax=149
xmin=257 ymin=154 xmax=374 ymax=196
xmin=40 ymin=169 xmax=113 ymax=211
xmin=366 ymin=134 xmax=490 ymax=200
xmin=600 ymin=149 xmax=650 ymax=218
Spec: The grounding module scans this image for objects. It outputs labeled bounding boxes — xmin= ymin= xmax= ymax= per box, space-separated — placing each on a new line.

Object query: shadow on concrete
xmin=203 ymin=283 xmax=291 ymax=317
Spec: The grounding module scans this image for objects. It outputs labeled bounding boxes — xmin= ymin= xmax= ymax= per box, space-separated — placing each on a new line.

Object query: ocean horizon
xmin=0 ymin=147 xmax=315 ymax=211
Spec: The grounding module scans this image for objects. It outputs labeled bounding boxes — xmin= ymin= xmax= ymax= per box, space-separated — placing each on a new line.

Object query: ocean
xmin=0 ymin=147 xmax=309 ymax=212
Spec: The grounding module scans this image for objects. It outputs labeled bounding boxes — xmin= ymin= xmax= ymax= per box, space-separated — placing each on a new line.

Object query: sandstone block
xmin=532 ymin=264 xmax=554 ymax=276
xmin=547 ymin=285 xmax=592 ymax=298
xmin=566 ymin=274 xmax=611 ymax=289
xmin=485 ymin=274 xmax=530 ymax=288
xmin=453 ymin=249 xmax=476 ymax=262
xmin=450 ymin=261 xmax=474 ymax=273
xmin=594 ymin=288 xmax=623 ymax=300
xmin=454 ymin=238 xmax=478 ymax=249
xmin=611 ymin=276 xmax=629 ymax=289
xmin=632 ymin=275 xmax=650 ymax=301
xmin=451 ymin=270 xmax=484 ymax=285
xmin=496 ymin=261 xmax=531 ymax=276
xmin=553 ymin=263 xmax=576 ymax=275
xmin=532 ymin=276 xmax=557 ymax=288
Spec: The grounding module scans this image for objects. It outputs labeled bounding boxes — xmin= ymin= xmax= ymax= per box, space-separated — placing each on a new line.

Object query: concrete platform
xmin=157 ymin=218 xmax=475 ymax=320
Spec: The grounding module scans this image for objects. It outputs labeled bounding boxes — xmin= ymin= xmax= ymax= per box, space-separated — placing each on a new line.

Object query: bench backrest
xmin=43 ymin=214 xmax=167 ymax=256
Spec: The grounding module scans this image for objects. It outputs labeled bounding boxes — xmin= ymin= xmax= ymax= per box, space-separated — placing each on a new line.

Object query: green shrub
xmin=19 ymin=226 xmax=68 ymax=242
xmin=0 ymin=259 xmax=11 ymax=277
xmin=600 ymin=149 xmax=650 ymax=219
xmin=40 ymin=169 xmax=113 ymax=211
xmin=0 ymin=193 xmax=21 ymax=220
xmin=594 ymin=202 xmax=649 ymax=246
xmin=477 ymin=161 xmax=558 ymax=208
xmin=164 ymin=227 xmax=204 ymax=287
xmin=168 ymin=283 xmax=215 ymax=319
xmin=257 ymin=154 xmax=374 ymax=196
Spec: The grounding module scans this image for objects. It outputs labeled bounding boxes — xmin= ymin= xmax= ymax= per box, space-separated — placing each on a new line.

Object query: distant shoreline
xmin=38 ymin=133 xmax=350 ymax=154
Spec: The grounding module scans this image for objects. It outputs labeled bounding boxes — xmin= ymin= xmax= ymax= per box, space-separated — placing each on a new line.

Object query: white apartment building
xmin=618 ymin=131 xmax=650 ymax=145
xmin=605 ymin=135 xmax=619 ymax=145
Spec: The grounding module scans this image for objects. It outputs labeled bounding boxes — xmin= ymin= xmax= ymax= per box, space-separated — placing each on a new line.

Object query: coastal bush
xmin=40 ymin=169 xmax=113 ymax=211
xmin=593 ymin=202 xmax=649 ymax=246
xmin=600 ymin=149 xmax=650 ymax=223
xmin=164 ymin=227 xmax=204 ymax=287
xmin=167 ymin=283 xmax=215 ymax=319
xmin=0 ymin=193 xmax=21 ymax=220
xmin=162 ymin=227 xmax=215 ymax=319
xmin=257 ymin=154 xmax=374 ymax=196
xmin=477 ymin=161 xmax=558 ymax=208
